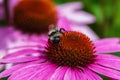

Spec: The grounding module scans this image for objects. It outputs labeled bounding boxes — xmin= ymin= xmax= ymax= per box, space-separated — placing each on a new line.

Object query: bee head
xmin=48 ymin=25 xmax=66 ymax=44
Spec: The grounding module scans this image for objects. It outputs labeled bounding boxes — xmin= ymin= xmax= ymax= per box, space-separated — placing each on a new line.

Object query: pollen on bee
xmin=13 ymin=0 xmax=58 ymax=34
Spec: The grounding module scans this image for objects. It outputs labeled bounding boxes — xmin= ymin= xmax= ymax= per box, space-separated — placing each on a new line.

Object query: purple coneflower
xmin=0 ymin=25 xmax=120 ymax=80
xmin=8 ymin=0 xmax=98 ymax=40
xmin=0 ymin=1 xmax=98 ymax=50
xmin=0 ymin=0 xmax=98 ymax=71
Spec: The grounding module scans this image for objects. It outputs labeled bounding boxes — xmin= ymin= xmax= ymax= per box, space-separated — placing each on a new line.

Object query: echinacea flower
xmin=0 ymin=0 xmax=99 ymax=52
xmin=0 ymin=26 xmax=120 ymax=80
xmin=0 ymin=1 xmax=99 ymax=70
xmin=0 ymin=0 xmax=97 ymax=72
xmin=0 ymin=0 xmax=98 ymax=50
xmin=11 ymin=0 xmax=57 ymax=34
xmin=7 ymin=0 xmax=98 ymax=40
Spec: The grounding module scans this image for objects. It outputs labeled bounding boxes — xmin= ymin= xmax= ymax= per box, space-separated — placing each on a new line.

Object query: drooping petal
xmin=95 ymin=54 xmax=120 ymax=70
xmin=64 ymin=68 xmax=76 ymax=80
xmin=95 ymin=44 xmax=120 ymax=53
xmin=6 ymin=36 xmax=47 ymax=51
xmin=0 ymin=64 xmax=24 ymax=78
xmin=94 ymin=38 xmax=120 ymax=46
xmin=88 ymin=64 xmax=120 ymax=79
xmin=0 ymin=56 xmax=40 ymax=63
xmin=0 ymin=60 xmax=40 ymax=78
xmin=60 ymin=11 xmax=95 ymax=24
xmin=82 ymin=67 xmax=103 ymax=80
xmin=13 ymin=71 xmax=38 ymax=80
xmin=0 ymin=27 xmax=14 ymax=49
xmin=24 ymin=34 xmax=48 ymax=45
xmin=4 ymin=49 xmax=41 ymax=58
xmin=50 ymin=67 xmax=68 ymax=80
xmin=5 ymin=44 xmax=45 ymax=54
xmin=27 ymin=63 xmax=57 ymax=80
xmin=74 ymin=69 xmax=86 ymax=80
xmin=57 ymin=16 xmax=71 ymax=31
xmin=95 ymin=54 xmax=120 ymax=59
xmin=8 ymin=63 xmax=48 ymax=80
xmin=57 ymin=2 xmax=83 ymax=13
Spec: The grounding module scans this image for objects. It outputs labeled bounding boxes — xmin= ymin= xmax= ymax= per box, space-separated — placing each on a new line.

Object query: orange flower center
xmin=13 ymin=0 xmax=57 ymax=34
xmin=46 ymin=31 xmax=95 ymax=68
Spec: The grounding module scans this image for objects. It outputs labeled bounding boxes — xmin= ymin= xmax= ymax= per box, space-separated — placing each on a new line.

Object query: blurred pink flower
xmin=0 ymin=1 xmax=99 ymax=51
xmin=8 ymin=0 xmax=98 ymax=40
xmin=57 ymin=2 xmax=95 ymax=24
xmin=0 ymin=26 xmax=120 ymax=80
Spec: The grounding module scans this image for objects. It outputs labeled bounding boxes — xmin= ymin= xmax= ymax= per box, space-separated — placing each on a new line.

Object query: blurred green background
xmin=55 ymin=0 xmax=120 ymax=38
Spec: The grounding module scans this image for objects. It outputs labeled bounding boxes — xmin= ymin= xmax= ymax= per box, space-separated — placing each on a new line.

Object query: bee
xmin=48 ymin=25 xmax=66 ymax=43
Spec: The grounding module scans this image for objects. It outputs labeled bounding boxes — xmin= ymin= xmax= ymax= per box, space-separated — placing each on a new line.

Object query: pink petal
xmin=94 ymin=44 xmax=120 ymax=53
xmin=74 ymin=69 xmax=86 ymax=80
xmin=0 ymin=27 xmax=15 ymax=50
xmin=13 ymin=71 xmax=37 ymax=80
xmin=0 ymin=60 xmax=40 ymax=78
xmin=64 ymin=68 xmax=76 ymax=80
xmin=6 ymin=36 xmax=46 ymax=50
xmin=57 ymin=2 xmax=83 ymax=13
xmin=64 ymin=68 xmax=87 ymax=80
xmin=6 ymin=45 xmax=45 ymax=54
xmin=50 ymin=67 xmax=68 ymax=80
xmin=24 ymin=34 xmax=48 ymax=45
xmin=72 ymin=11 xmax=95 ymax=24
xmin=7 ymin=45 xmax=41 ymax=50
xmin=88 ymin=64 xmax=120 ymax=79
xmin=60 ymin=11 xmax=95 ymax=24
xmin=0 ymin=65 xmax=24 ymax=78
xmin=4 ymin=49 xmax=41 ymax=58
xmin=57 ymin=16 xmax=71 ymax=31
xmin=96 ymin=54 xmax=120 ymax=70
xmin=8 ymin=63 xmax=47 ymax=80
xmin=82 ymin=68 xmax=103 ymax=80
xmin=71 ymin=25 xmax=99 ymax=41
xmin=28 ymin=63 xmax=57 ymax=80
xmin=0 ymin=56 xmax=40 ymax=63
xmin=96 ymin=54 xmax=120 ymax=59
xmin=94 ymin=38 xmax=120 ymax=46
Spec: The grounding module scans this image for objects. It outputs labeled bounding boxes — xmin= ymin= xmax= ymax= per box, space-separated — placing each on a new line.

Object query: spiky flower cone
xmin=13 ymin=0 xmax=58 ymax=34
